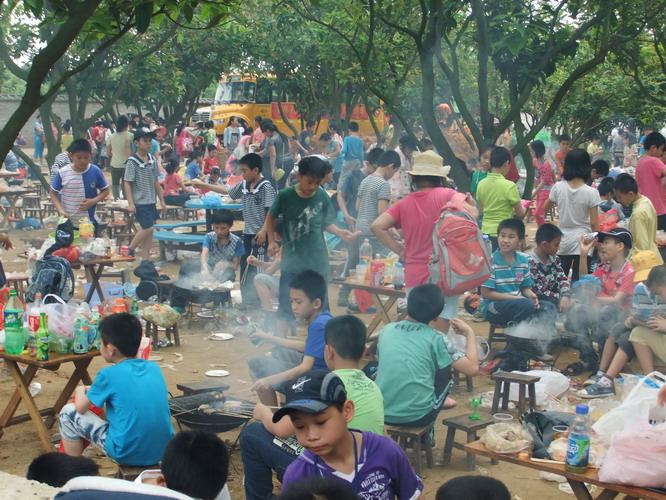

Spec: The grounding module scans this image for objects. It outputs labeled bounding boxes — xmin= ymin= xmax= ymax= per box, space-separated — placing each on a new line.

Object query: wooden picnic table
xmin=465 ymin=440 xmax=666 ymax=500
xmin=0 ymin=188 xmax=38 ymax=228
xmin=0 ymin=350 xmax=100 ymax=452
xmin=79 ymin=256 xmax=135 ymax=303
xmin=184 ymin=199 xmax=242 ymax=232
xmin=100 ymin=203 xmax=137 ymax=234
xmin=0 ymin=170 xmax=22 ymax=178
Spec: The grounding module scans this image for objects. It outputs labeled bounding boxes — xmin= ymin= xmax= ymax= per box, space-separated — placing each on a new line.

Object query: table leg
xmin=9 ymin=195 xmax=26 ymax=227
xmin=594 ymin=490 xmax=620 ymax=500
xmin=4 ymin=360 xmax=53 ymax=451
xmin=370 ymin=293 xmax=393 ymax=325
xmin=44 ymin=358 xmax=93 ymax=429
xmin=84 ymin=263 xmax=107 ymax=303
xmin=0 ymin=364 xmax=38 ymax=430
xmin=365 ymin=295 xmax=398 ymax=339
xmin=566 ymin=479 xmax=593 ymax=500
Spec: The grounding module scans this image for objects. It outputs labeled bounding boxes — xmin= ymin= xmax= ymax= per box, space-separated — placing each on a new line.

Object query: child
xmin=377 ymin=284 xmax=479 ymax=427
xmin=476 ymin=146 xmax=526 ymax=249
xmin=613 ymin=173 xmax=663 ymax=262
xmin=530 ymin=140 xmax=555 ymax=226
xmin=163 ymin=158 xmax=194 ymax=207
xmin=579 ymin=252 xmax=665 ymax=398
xmin=279 ymin=477 xmax=356 ymax=500
xmin=527 ymin=223 xmax=572 ymax=312
xmin=201 ymin=209 xmax=245 ymax=283
xmin=564 ymin=228 xmax=636 ymax=375
xmin=50 ymin=139 xmax=109 ymax=228
xmin=543 ymin=149 xmax=600 ymax=282
xmin=587 ymin=135 xmax=603 ymax=161
xmin=470 ymin=144 xmax=492 ymax=200
xmin=481 ymin=218 xmax=557 ymax=325
xmin=320 ymin=132 xmax=343 ymax=185
xmin=248 ymin=270 xmax=333 ymax=407
xmin=276 ymin=370 xmax=425 ymax=499
xmin=258 ymin=156 xmax=358 ymax=332
xmin=436 ymin=476 xmax=511 ymax=500
xmin=202 ymin=144 xmax=219 ymax=175
xmin=124 ymin=128 xmax=167 ymax=260
xmin=597 ymin=177 xmax=625 ymax=220
xmin=27 ymin=452 xmax=99 ymax=487
xmin=554 ymin=133 xmax=571 ymax=179
xmin=59 ymin=313 xmax=174 ymax=465
xmin=202 ymin=167 xmax=225 ymax=190
xmin=248 ymin=252 xmax=281 ymax=312
xmin=297 ymin=120 xmax=315 ymax=157
xmin=634 ymin=131 xmax=666 ymax=230
xmin=337 ymin=147 xmax=382 ymax=231
xmin=338 ymin=122 xmax=365 ymax=189
xmin=185 ymin=150 xmax=204 ymax=180
xmin=590 ymin=159 xmax=610 ymax=185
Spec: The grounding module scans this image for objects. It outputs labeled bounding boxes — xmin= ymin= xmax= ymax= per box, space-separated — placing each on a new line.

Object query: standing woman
xmin=174 ymin=120 xmax=194 ymax=162
xmin=223 ymin=117 xmax=243 ymax=154
xmin=543 ymin=149 xmax=600 ymax=282
xmin=263 ymin=122 xmax=294 ymax=190
xmin=33 ymin=114 xmax=45 ymax=166
xmin=326 ymin=124 xmax=344 ymax=186
xmin=106 ymin=115 xmax=133 ymax=200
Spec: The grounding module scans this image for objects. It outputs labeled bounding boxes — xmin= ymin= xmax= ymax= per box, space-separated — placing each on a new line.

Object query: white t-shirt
xmin=548 ymin=180 xmax=600 ymax=255
xmin=135 ymin=470 xmax=232 ymax=500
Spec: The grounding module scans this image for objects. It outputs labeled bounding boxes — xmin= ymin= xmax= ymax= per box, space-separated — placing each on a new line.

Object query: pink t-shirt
xmin=163 ymin=173 xmax=182 ymax=196
xmin=635 ymin=155 xmax=666 ymax=215
xmin=386 ymin=187 xmax=466 ymax=288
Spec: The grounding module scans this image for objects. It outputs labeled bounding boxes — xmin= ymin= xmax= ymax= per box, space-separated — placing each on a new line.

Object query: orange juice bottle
xmin=370 ymin=254 xmax=386 ymax=287
xmin=112 ymin=298 xmax=127 ymax=314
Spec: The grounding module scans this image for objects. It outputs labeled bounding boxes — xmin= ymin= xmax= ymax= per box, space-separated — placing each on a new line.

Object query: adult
xmin=107 ymin=115 xmax=133 ymax=200
xmin=33 ymin=115 xmax=45 ymax=166
xmin=612 ymin=129 xmax=625 ymax=168
xmin=393 ymin=134 xmax=417 ymax=199
xmin=223 ymin=116 xmax=243 ymax=153
xmin=263 ymin=122 xmax=294 ymax=190
xmin=252 ymin=115 xmax=265 ymax=146
xmin=173 ymin=120 xmax=194 ymax=161
xmin=372 ymin=151 xmax=478 ymax=333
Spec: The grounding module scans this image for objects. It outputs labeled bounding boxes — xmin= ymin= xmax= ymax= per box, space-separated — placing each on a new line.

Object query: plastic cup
xmin=553 ymin=425 xmax=569 ymax=440
xmin=355 ymin=267 xmax=365 ymax=283
xmin=493 ymin=413 xmax=514 ymax=423
xmin=348 ymin=268 xmax=356 ymax=279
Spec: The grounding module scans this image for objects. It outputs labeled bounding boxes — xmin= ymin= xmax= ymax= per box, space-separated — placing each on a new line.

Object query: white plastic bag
xmin=43 ymin=294 xmax=79 ymax=338
xmin=445 ymin=331 xmax=490 ymax=360
xmin=480 ymin=422 xmax=532 ymax=454
xmin=598 ymin=417 xmax=666 ymax=487
xmin=509 ymin=370 xmax=570 ymax=405
xmin=593 ymin=371 xmax=666 ymax=445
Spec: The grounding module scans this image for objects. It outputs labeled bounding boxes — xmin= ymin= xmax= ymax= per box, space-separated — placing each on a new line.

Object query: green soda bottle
xmin=35 ymin=313 xmax=50 ymax=361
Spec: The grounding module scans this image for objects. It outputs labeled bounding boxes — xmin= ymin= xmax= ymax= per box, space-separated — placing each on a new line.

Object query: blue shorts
xmin=59 ymin=402 xmax=108 ymax=452
xmin=135 ymin=203 xmax=158 ymax=229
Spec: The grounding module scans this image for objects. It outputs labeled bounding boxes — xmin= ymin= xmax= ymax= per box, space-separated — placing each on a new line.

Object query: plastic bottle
xmin=483 ymin=234 xmax=493 ymax=256
xmin=565 ymin=404 xmax=591 ymax=473
xmin=392 ymin=263 xmax=404 ymax=290
xmin=359 ymin=239 xmax=373 ymax=282
xmin=130 ymin=297 xmax=139 ymax=316
xmin=79 ymin=218 xmax=95 ymax=239
xmin=370 ymin=254 xmax=386 ymax=287
xmin=27 ymin=293 xmax=43 ymax=337
xmin=4 ymin=290 xmax=25 ymax=353
xmin=35 ymin=313 xmax=50 ymax=361
xmin=88 ymin=306 xmax=102 ymax=351
xmin=73 ymin=306 xmax=90 ymax=355
xmin=112 ymin=298 xmax=127 ymax=314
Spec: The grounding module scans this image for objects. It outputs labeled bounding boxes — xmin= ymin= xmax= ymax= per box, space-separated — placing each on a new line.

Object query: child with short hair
xmin=597 ymin=177 xmax=625 ymax=220
xmin=530 ymin=139 xmax=555 ymax=226
xmin=185 ymin=150 xmax=204 ymax=180
xmin=476 ymin=146 xmax=526 ymax=249
xmin=248 ymin=270 xmax=333 ymax=407
xmin=201 ymin=209 xmax=244 ymax=283
xmin=377 ymin=284 xmax=479 ymax=427
xmin=470 ymin=144 xmax=492 ymax=200
xmin=436 ymin=476 xmax=511 ymax=500
xmin=163 ymin=158 xmax=194 ymax=207
xmin=481 ymin=218 xmax=557 ymax=325
xmin=591 ymin=159 xmax=610 ymax=185
xmin=338 ymin=122 xmax=365 ymax=189
xmin=579 ymin=252 xmax=666 ymax=398
xmin=59 ymin=313 xmax=174 ymax=465
xmin=202 ymin=144 xmax=219 ymax=175
xmin=125 ymin=128 xmax=167 ymax=260
xmin=27 ymin=452 xmax=99 ymax=487
xmin=338 ymin=147 xmax=381 ymax=231
xmin=613 ymin=173 xmax=662 ymax=262
xmin=527 ymin=223 xmax=571 ymax=312
xmin=277 ymin=370 xmax=425 ymax=499
xmin=554 ymin=133 xmax=571 ymax=179
xmin=279 ymin=477 xmax=356 ymax=500
xmin=50 ymin=138 xmax=109 ymax=228
xmin=635 ymin=131 xmax=666 ymax=230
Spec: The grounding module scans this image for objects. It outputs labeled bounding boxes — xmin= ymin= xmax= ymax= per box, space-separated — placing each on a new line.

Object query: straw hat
xmin=630 ymin=250 xmax=662 ymax=282
xmin=407 ymin=150 xmax=451 ymax=178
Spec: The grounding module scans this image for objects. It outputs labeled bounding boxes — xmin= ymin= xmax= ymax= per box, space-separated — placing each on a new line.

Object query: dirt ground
xmin=0 ymin=217 xmax=583 ymax=499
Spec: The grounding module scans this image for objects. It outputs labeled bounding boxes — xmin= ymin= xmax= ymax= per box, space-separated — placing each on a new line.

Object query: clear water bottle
xmin=393 ymin=263 xmax=404 ymax=290
xmin=565 ymin=404 xmax=591 ymax=473
xmin=483 ymin=234 xmax=493 ymax=256
xmin=73 ymin=306 xmax=90 ymax=355
xmin=360 ymin=238 xmax=372 ymax=264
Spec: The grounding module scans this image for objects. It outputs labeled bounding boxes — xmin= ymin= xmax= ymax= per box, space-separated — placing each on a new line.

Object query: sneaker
xmin=578 ymin=383 xmax=614 ymax=398
xmin=583 ymin=374 xmax=603 ymax=387
xmin=472 ymin=310 xmax=484 ymax=322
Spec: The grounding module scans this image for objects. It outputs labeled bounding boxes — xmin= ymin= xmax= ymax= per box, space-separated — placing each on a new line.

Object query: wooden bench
xmin=153 ymin=231 xmax=205 ymax=260
xmin=442 ymin=413 xmax=497 ymax=471
xmin=385 ymin=424 xmax=433 ymax=475
xmin=114 ymin=463 xmax=160 ymax=481
xmin=491 ymin=371 xmax=540 ymax=415
xmin=144 ymin=320 xmax=180 ymax=348
xmin=488 ymin=323 xmax=507 ymax=349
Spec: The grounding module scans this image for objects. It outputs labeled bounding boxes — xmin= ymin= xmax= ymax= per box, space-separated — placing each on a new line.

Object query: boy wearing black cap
xmin=124 ymin=128 xmax=167 ymax=260
xmin=277 ymin=370 xmax=424 ymax=499
xmin=563 ymin=228 xmax=636 ymax=375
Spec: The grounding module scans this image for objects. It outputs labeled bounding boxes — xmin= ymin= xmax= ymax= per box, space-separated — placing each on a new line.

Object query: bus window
xmin=215 ymin=81 xmax=256 ymax=104
xmin=256 ymin=78 xmax=272 ymax=104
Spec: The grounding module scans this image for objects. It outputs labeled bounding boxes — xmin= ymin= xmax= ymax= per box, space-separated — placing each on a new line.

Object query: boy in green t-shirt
xmin=258 ymin=156 xmax=359 ymax=336
xmin=376 ymin=284 xmax=479 ymax=428
xmin=476 ymin=146 xmax=526 ymax=249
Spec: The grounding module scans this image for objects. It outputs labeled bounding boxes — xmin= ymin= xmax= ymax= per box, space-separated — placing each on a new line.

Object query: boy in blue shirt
xmin=481 ymin=218 xmax=557 ymax=325
xmin=338 ymin=121 xmax=365 ymax=189
xmin=248 ymin=270 xmax=333 ymax=408
xmin=185 ymin=150 xmax=203 ymax=180
xmin=59 ymin=313 xmax=174 ymax=466
xmin=200 ymin=209 xmax=245 ymax=283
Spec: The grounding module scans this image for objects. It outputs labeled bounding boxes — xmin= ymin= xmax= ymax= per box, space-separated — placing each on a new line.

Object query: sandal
xmin=563 ymin=361 xmax=588 ymax=376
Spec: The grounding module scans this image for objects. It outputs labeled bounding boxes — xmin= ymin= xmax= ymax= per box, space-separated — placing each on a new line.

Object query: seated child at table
xmin=527 ymin=223 xmax=572 ymax=312
xmin=185 ymin=150 xmax=204 ymax=180
xmin=278 ymin=477 xmax=357 ymax=500
xmin=376 ymin=284 xmax=479 ymax=428
xmin=597 ymin=177 xmax=625 ymax=220
xmin=579 ymin=253 xmax=666 ymax=398
xmin=27 ymin=452 xmax=99 ymax=487
xmin=201 ymin=209 xmax=245 ymax=283
xmin=58 ymin=313 xmax=174 ymax=466
xmin=163 ymin=158 xmax=194 ymax=207
xmin=436 ymin=476 xmax=511 ymax=500
xmin=277 ymin=370 xmax=425 ymax=499
xmin=481 ymin=218 xmax=557 ymax=325
xmin=248 ymin=270 xmax=333 ymax=407
xmin=564 ymin=228 xmax=636 ymax=375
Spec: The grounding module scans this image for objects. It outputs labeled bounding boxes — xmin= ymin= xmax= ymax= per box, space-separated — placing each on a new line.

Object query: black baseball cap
xmin=272 ymin=370 xmax=347 ymax=422
xmin=597 ymin=227 xmax=633 ymax=249
xmin=133 ymin=127 xmax=156 ymax=141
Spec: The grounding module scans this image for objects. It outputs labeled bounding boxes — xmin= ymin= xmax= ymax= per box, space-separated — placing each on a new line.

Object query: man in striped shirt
xmin=50 ymin=139 xmax=109 ymax=228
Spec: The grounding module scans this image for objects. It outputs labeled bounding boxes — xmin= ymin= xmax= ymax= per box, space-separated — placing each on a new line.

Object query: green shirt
xmin=269 ymin=186 xmax=337 ymax=274
xmin=376 ymin=320 xmax=454 ymax=424
xmin=470 ymin=169 xmax=489 ymax=198
xmin=476 ymin=172 xmax=521 ymax=236
xmin=335 ymin=369 xmax=385 ymax=434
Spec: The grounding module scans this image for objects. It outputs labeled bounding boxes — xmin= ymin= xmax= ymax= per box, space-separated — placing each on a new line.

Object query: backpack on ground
xmin=428 ymin=199 xmax=491 ymax=295
xmin=25 ymin=255 xmax=75 ymax=303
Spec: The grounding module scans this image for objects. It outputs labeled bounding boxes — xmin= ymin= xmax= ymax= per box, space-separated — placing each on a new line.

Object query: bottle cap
xmin=364 ymin=238 xmax=370 ymax=243
xmin=575 ymin=404 xmax=589 ymax=415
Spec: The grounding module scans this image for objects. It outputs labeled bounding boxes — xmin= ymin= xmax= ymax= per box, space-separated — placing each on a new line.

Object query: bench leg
xmin=466 ymin=375 xmax=474 ymax=393
xmin=442 ymin=426 xmax=456 ymax=465
xmin=501 ymin=381 xmax=510 ymax=411
xmin=466 ymin=431 xmax=477 ymax=471
xmin=491 ymin=380 xmax=502 ymax=414
xmin=424 ymin=431 xmax=433 ymax=469
xmin=172 ymin=324 xmax=180 ymax=347
xmin=412 ymin=436 xmax=422 ymax=476
xmin=518 ymin=384 xmax=526 ymax=415
xmin=528 ymin=384 xmax=537 ymax=412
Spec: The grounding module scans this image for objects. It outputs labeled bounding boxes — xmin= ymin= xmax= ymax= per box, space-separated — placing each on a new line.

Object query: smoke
xmin=504 ymin=315 xmax=559 ymax=354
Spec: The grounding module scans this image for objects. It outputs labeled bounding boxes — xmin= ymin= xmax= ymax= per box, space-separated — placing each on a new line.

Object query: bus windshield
xmin=214 ymin=81 xmax=256 ymax=104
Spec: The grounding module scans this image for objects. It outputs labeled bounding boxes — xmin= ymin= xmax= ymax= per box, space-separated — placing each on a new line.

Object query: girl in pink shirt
xmin=530 ymin=140 xmax=555 ymax=226
xmin=162 ymin=159 xmax=194 ymax=206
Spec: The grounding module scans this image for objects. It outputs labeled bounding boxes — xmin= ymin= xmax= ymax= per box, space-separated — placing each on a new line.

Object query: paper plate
xmin=208 ymin=333 xmax=234 ymax=341
xmin=197 ymin=311 xmax=215 ymax=318
xmin=205 ymin=369 xmax=230 ymax=377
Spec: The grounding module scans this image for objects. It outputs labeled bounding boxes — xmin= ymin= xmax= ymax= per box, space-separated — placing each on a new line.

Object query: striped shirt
xmin=228 ymin=178 xmax=276 ymax=234
xmin=481 ymin=250 xmax=533 ymax=315
xmin=356 ymin=174 xmax=391 ymax=234
xmin=124 ymin=153 xmax=159 ymax=205
xmin=51 ymin=164 xmax=108 ymax=222
xmin=50 ymin=152 xmax=70 ymax=183
xmin=631 ymin=283 xmax=666 ymax=322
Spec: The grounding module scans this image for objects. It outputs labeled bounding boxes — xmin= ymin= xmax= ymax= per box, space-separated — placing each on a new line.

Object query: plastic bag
xmin=142 ymin=304 xmax=180 ymax=328
xmin=52 ymin=245 xmax=80 ymax=263
xmin=547 ymin=437 xmax=568 ymax=461
xmin=509 ymin=370 xmax=570 ymax=405
xmin=593 ymin=371 xmax=666 ymax=445
xmin=480 ymin=422 xmax=533 ymax=454
xmin=599 ymin=417 xmax=666 ymax=487
xmin=50 ymin=332 xmax=73 ymax=355
xmin=43 ymin=294 xmax=78 ymax=338
xmin=446 ymin=331 xmax=490 ymax=361
xmin=598 ymin=208 xmax=619 ymax=232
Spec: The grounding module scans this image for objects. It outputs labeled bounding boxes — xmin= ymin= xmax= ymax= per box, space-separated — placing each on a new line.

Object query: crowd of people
xmin=8 ymin=111 xmax=666 ymax=498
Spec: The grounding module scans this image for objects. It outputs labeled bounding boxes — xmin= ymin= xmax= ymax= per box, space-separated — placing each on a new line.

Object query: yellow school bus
xmin=193 ymin=75 xmax=383 ymax=137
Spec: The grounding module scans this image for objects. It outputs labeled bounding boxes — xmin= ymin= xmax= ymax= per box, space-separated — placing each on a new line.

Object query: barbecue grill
xmin=169 ymin=392 xmax=254 ymax=433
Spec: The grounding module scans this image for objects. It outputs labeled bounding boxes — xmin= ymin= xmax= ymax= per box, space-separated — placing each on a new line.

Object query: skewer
xmin=240 ymin=247 xmax=255 ymax=285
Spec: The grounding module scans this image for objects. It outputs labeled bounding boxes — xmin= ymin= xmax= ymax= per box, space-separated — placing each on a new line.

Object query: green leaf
xmin=135 ymin=2 xmax=152 ymax=33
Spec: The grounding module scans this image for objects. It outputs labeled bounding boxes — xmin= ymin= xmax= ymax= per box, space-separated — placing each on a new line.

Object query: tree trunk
xmin=277 ymin=100 xmax=298 ymax=136
xmin=363 ymin=95 xmax=382 ymax=142
xmin=13 ymin=146 xmax=49 ymax=191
